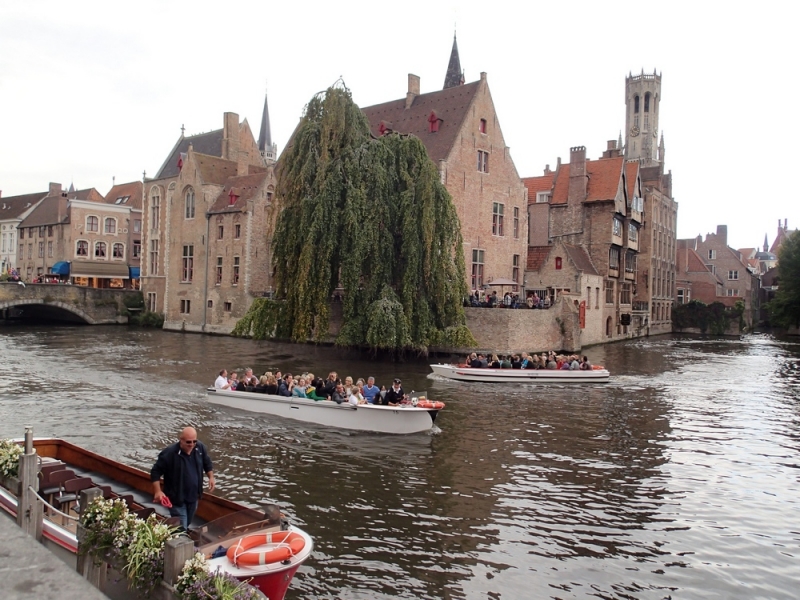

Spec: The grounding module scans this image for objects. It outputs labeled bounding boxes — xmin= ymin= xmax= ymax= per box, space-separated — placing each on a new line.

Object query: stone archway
xmin=0 ymin=299 xmax=95 ymax=324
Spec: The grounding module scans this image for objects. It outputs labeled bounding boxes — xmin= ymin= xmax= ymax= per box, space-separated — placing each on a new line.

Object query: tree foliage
xmin=767 ymin=230 xmax=800 ymax=328
xmin=233 ymin=83 xmax=475 ymax=352
xmin=672 ymin=300 xmax=743 ymax=334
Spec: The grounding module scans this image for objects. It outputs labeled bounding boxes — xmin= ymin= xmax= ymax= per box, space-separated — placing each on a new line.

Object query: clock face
xmin=630 ymin=126 xmax=640 ymax=137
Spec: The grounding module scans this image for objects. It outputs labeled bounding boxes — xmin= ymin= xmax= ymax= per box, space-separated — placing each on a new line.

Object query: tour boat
xmin=206 ymin=388 xmax=442 ymax=435
xmin=430 ymin=363 xmax=610 ymax=383
xmin=0 ymin=436 xmax=312 ymax=600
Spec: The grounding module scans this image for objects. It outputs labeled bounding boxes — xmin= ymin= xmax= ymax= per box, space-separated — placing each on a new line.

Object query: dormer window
xmin=479 ymin=119 xmax=487 ymax=134
xmin=428 ymin=111 xmax=440 ymax=133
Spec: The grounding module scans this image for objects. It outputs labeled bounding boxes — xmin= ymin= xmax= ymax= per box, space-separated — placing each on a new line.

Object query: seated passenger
xmin=520 ymin=352 xmax=531 ymax=369
xmin=478 ymin=354 xmax=489 ymax=368
xmin=229 ymin=372 xmax=241 ymax=390
xmin=468 ymin=353 xmax=481 ymax=368
xmin=277 ymin=374 xmax=294 ymax=396
xmin=362 ymin=377 xmax=381 ymax=403
xmin=254 ymin=375 xmax=269 ymax=393
xmin=321 ymin=372 xmax=338 ymax=399
xmin=559 ymin=357 xmax=571 ymax=370
xmin=383 ymin=378 xmax=405 ymax=406
xmin=569 ymin=355 xmax=580 ymax=370
xmin=489 ymin=354 xmax=501 ymax=368
xmin=546 ymin=355 xmax=557 ymax=370
xmin=580 ymin=356 xmax=592 ymax=370
xmin=511 ymin=354 xmax=522 ymax=369
xmin=292 ymin=377 xmax=308 ymax=398
xmin=501 ymin=355 xmax=512 ymax=369
xmin=343 ymin=376 xmax=355 ymax=396
xmin=214 ymin=369 xmax=231 ymax=390
xmin=331 ymin=383 xmax=347 ymax=405
xmin=264 ymin=375 xmax=279 ymax=395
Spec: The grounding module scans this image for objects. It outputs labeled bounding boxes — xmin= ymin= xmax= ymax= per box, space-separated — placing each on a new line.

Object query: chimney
xmin=48 ymin=182 xmax=62 ymax=197
xmin=406 ymin=74 xmax=420 ymax=109
xmin=544 ymin=164 xmax=551 ymax=175
xmin=568 ymin=146 xmax=587 ymax=202
xmin=716 ymin=225 xmax=728 ymax=245
xmin=480 ymin=72 xmax=487 ymax=82
xmin=784 ymin=218 xmax=788 ymax=229
xmin=222 ymin=112 xmax=240 ymax=162
xmin=607 ymin=140 xmax=616 ymax=150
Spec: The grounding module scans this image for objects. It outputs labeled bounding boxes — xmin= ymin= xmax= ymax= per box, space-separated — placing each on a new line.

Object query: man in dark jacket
xmin=382 ymin=378 xmax=405 ymax=406
xmin=151 ymin=427 xmax=215 ymax=530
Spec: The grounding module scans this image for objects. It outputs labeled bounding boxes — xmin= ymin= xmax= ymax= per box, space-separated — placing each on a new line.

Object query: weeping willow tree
xmin=234 ymin=82 xmax=475 ymax=352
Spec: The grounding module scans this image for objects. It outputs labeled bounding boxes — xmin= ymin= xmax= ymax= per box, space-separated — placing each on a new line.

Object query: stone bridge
xmin=0 ymin=282 xmax=140 ymax=324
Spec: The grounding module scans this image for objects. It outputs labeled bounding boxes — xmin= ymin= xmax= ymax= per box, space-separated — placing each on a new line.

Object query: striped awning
xmin=70 ymin=260 xmax=130 ymax=279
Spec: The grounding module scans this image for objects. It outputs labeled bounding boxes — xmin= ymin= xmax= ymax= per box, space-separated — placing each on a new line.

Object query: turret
xmin=625 ymin=69 xmax=662 ymax=168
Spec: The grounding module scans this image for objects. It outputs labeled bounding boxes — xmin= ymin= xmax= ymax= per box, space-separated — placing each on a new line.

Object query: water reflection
xmin=1 ymin=326 xmax=799 ymax=599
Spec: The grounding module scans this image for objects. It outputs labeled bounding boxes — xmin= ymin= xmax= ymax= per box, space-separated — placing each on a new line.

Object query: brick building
xmin=675 ymin=245 xmax=722 ymax=305
xmin=677 ymin=225 xmax=759 ymax=325
xmin=141 ymin=99 xmax=276 ymax=333
xmin=361 ymin=36 xmax=528 ymax=294
xmin=1 ymin=189 xmax=48 ymax=275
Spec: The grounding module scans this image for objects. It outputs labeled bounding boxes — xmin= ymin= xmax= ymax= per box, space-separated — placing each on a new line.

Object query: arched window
xmin=644 ymin=92 xmax=650 ymax=112
xmin=185 ymin=188 xmax=195 ymax=219
xmin=76 ymin=240 xmax=88 ymax=256
xmin=87 ymin=216 xmax=99 ymax=232
xmin=113 ymin=243 xmax=124 ymax=259
xmin=150 ymin=186 xmax=161 ymax=230
xmin=95 ymin=241 xmax=107 ymax=258
xmin=104 ymin=217 xmax=116 ymax=234
xmin=634 ymin=95 xmax=640 ymax=113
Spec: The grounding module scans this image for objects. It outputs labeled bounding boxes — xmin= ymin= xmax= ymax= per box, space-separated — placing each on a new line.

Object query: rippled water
xmin=1 ymin=326 xmax=798 ymax=599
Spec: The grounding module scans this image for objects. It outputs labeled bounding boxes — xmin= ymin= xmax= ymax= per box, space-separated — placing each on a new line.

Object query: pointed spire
xmin=258 ymin=89 xmax=273 ymax=156
xmin=618 ymin=131 xmax=623 ymax=151
xmin=443 ymin=33 xmax=463 ymax=89
xmin=764 ymin=233 xmax=769 ymax=252
xmin=68 ymin=182 xmax=75 ymax=193
xmin=658 ymin=131 xmax=665 ymax=162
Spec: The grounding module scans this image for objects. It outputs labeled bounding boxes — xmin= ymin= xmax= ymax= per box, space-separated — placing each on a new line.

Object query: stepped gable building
xmin=1 ymin=189 xmax=48 ymax=275
xmin=677 ymin=225 xmax=759 ymax=326
xmin=522 ymin=69 xmax=677 ymax=343
xmin=141 ymin=98 xmax=277 ymax=333
xmin=675 ymin=245 xmax=722 ymax=305
xmin=361 ymin=40 xmax=528 ymax=294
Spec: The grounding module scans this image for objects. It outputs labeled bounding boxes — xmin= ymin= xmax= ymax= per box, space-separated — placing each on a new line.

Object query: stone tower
xmin=624 ymin=69 xmax=662 ymax=167
xmin=258 ymin=91 xmax=277 ymax=164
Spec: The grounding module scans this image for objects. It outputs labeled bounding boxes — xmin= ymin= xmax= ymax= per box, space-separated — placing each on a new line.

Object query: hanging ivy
xmin=234 ymin=82 xmax=475 ymax=353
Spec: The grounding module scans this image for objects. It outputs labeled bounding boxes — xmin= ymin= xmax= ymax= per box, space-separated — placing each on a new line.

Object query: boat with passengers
xmin=430 ymin=363 xmax=610 ymax=383
xmin=0 ymin=433 xmax=312 ymax=600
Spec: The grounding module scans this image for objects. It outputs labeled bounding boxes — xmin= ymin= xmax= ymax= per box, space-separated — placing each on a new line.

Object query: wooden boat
xmin=0 ymin=436 xmax=312 ymax=600
xmin=206 ymin=387 xmax=442 ymax=434
xmin=430 ymin=363 xmax=610 ymax=383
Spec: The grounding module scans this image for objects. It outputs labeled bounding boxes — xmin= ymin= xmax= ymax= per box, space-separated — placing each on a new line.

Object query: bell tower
xmin=625 ymin=69 xmax=662 ymax=167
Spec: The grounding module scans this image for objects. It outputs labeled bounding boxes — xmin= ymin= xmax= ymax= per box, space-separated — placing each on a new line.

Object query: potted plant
xmin=0 ymin=439 xmax=23 ymax=495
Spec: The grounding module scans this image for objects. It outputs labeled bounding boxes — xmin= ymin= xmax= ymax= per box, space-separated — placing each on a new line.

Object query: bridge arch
xmin=0 ymin=299 xmax=96 ymax=324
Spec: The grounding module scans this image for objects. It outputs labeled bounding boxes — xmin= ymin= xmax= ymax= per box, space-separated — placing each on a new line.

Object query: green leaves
xmin=767 ymin=231 xmax=800 ymax=329
xmin=235 ymin=83 xmax=476 ymax=352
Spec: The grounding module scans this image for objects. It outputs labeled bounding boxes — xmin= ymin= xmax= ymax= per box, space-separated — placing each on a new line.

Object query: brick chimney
xmin=716 ymin=225 xmax=728 ymax=245
xmin=49 ymin=182 xmax=62 ymax=197
xmin=568 ymin=146 xmax=587 ymax=202
xmin=406 ymin=74 xmax=420 ymax=109
xmin=222 ymin=112 xmax=240 ymax=163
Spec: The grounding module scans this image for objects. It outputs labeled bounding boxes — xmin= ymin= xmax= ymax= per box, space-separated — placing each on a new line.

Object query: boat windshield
xmin=189 ymin=506 xmax=284 ymax=549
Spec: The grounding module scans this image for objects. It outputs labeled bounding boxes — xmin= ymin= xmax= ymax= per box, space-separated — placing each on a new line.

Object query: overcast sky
xmin=1 ymin=1 xmax=796 ymax=251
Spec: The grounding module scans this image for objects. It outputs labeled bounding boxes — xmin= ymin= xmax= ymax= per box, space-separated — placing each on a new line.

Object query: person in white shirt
xmin=214 ymin=369 xmax=231 ymax=389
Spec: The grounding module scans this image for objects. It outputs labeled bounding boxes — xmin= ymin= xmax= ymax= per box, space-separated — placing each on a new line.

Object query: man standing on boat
xmin=151 ymin=427 xmax=215 ymax=531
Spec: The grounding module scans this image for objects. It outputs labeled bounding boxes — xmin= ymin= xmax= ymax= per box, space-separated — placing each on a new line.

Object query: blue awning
xmin=129 ymin=267 xmax=140 ymax=279
xmin=51 ymin=261 xmax=70 ymax=275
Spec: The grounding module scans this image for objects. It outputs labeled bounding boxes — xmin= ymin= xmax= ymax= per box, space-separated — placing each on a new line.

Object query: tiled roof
xmin=625 ymin=161 xmax=639 ymax=201
xmin=156 ymin=129 xmax=224 ymax=179
xmin=551 ymin=157 xmax=624 ymax=205
xmin=67 ymin=188 xmax=104 ymax=202
xmin=563 ymin=243 xmax=599 ymax=275
xmin=0 ymin=191 xmax=48 ymax=220
xmin=18 ymin=196 xmax=69 ymax=228
xmin=522 ymin=174 xmax=554 ymax=204
xmin=196 ymin=155 xmax=239 ymax=186
xmin=526 ymin=245 xmax=551 ymax=271
xmin=678 ymin=247 xmax=712 ymax=273
xmin=209 ymin=172 xmax=269 ymax=214
xmin=103 ymin=181 xmax=143 ymax=210
xmin=361 ymin=81 xmax=481 ymax=163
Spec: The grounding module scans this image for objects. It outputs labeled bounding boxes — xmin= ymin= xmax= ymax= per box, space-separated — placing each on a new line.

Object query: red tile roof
xmin=209 ymin=172 xmax=269 ymax=214
xmin=522 ymin=174 xmax=554 ymax=204
xmin=104 ymin=181 xmax=143 ymax=210
xmin=361 ymin=81 xmax=481 ymax=163
xmin=526 ymin=245 xmax=551 ymax=271
xmin=551 ymin=157 xmax=625 ymax=205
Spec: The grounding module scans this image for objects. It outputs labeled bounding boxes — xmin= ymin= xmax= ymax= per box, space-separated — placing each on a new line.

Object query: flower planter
xmin=0 ymin=474 xmax=22 ymax=496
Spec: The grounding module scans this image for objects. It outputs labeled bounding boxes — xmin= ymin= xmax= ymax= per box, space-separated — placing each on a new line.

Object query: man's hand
xmin=207 ymin=474 xmax=216 ymax=492
xmin=153 ymin=490 xmax=165 ymax=503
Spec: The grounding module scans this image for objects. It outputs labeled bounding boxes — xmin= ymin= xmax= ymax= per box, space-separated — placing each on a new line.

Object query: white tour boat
xmin=430 ymin=363 xmax=610 ymax=383
xmin=206 ymin=388 xmax=443 ymax=434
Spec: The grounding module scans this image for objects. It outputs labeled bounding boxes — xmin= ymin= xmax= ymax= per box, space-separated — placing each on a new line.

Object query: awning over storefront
xmin=129 ymin=267 xmax=140 ymax=279
xmin=51 ymin=261 xmax=70 ymax=275
xmin=70 ymin=260 xmax=130 ymax=279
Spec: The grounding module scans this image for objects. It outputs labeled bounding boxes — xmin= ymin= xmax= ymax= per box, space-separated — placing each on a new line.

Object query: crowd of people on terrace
xmin=213 ymin=368 xmax=411 ymax=406
xmin=462 ymin=351 xmax=593 ymax=370
xmin=467 ymin=290 xmax=551 ymax=309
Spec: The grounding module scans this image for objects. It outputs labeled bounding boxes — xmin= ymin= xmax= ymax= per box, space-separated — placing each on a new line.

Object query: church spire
xmin=258 ymin=89 xmax=276 ymax=163
xmin=764 ymin=233 xmax=769 ymax=252
xmin=443 ymin=33 xmax=464 ymax=89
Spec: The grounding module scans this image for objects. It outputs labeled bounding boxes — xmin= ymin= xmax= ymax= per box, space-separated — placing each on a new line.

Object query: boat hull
xmin=207 ymin=388 xmax=437 ymax=434
xmin=430 ymin=363 xmax=610 ymax=383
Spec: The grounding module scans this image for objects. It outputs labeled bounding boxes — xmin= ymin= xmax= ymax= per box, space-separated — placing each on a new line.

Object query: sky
xmin=1 ymin=0 xmax=796 ymax=251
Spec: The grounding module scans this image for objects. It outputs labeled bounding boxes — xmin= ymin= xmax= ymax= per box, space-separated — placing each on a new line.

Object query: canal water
xmin=0 ymin=326 xmax=798 ymax=599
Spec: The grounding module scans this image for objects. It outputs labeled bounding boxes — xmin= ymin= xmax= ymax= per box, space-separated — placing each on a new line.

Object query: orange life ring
xmin=227 ymin=530 xmax=306 ymax=567
xmin=592 ymin=365 xmax=605 ymax=370
xmin=417 ymin=400 xmax=445 ymax=410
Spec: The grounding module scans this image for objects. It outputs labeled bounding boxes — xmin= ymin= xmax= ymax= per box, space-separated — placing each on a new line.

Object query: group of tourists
xmin=463 ymin=351 xmax=592 ymax=371
xmin=467 ymin=290 xmax=551 ymax=309
xmin=214 ymin=369 xmax=409 ymax=406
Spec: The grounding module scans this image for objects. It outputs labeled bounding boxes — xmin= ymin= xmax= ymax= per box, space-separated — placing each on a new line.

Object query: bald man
xmin=150 ymin=426 xmax=215 ymax=530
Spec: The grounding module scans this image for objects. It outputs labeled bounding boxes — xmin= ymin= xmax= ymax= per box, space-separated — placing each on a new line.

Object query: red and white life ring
xmin=417 ymin=400 xmax=445 ymax=410
xmin=226 ymin=530 xmax=306 ymax=567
